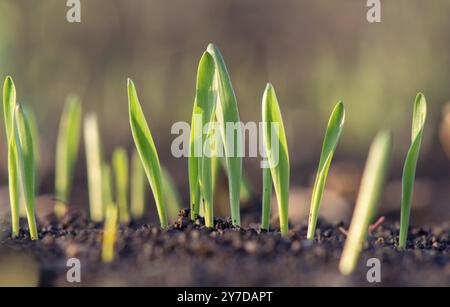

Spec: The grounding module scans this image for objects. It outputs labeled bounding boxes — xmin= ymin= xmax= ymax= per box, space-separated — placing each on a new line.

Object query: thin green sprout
xmin=112 ymin=147 xmax=130 ymax=224
xmin=262 ymin=83 xmax=290 ymax=236
xmin=207 ymin=43 xmax=242 ymax=226
xmin=307 ymin=102 xmax=345 ymax=240
xmin=339 ymin=130 xmax=392 ymax=275
xmin=130 ymin=149 xmax=145 ymax=220
xmin=55 ymin=95 xmax=82 ymax=218
xmin=399 ymin=93 xmax=427 ymax=249
xmin=84 ymin=113 xmax=104 ymax=222
xmin=3 ymin=76 xmax=20 ymax=237
xmin=14 ymin=104 xmax=38 ymax=240
xmin=261 ymin=164 xmax=272 ymax=231
xmin=102 ymin=202 xmax=118 ymax=263
xmin=128 ymin=78 xmax=168 ymax=228
xmin=161 ymin=166 xmax=182 ymax=221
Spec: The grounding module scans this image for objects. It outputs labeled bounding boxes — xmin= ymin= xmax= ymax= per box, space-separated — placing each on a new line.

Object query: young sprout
xmin=25 ymin=106 xmax=41 ymax=194
xmin=112 ymin=147 xmax=130 ymax=224
xmin=188 ymin=51 xmax=217 ymax=223
xmin=161 ymin=166 xmax=182 ymax=221
xmin=84 ymin=113 xmax=104 ymax=222
xmin=399 ymin=93 xmax=427 ymax=249
xmin=207 ymin=43 xmax=242 ymax=227
xmin=3 ymin=76 xmax=20 ymax=236
xmin=262 ymin=83 xmax=290 ymax=236
xmin=307 ymin=102 xmax=345 ymax=240
xmin=101 ymin=203 xmax=118 ymax=263
xmin=339 ymin=130 xmax=392 ymax=275
xmin=130 ymin=150 xmax=145 ymax=220
xmin=14 ymin=104 xmax=38 ymax=240
xmin=102 ymin=163 xmax=113 ymax=213
xmin=260 ymin=164 xmax=272 ymax=231
xmin=128 ymin=78 xmax=168 ymax=228
xmin=54 ymin=95 xmax=82 ymax=218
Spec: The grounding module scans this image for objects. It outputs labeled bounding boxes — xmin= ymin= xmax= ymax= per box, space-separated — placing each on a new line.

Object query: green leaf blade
xmin=112 ymin=147 xmax=130 ymax=223
xmin=2 ymin=76 xmax=20 ymax=236
xmin=262 ymin=83 xmax=290 ymax=236
xmin=55 ymin=95 xmax=82 ymax=218
xmin=127 ymin=78 xmax=167 ymax=228
xmin=399 ymin=93 xmax=427 ymax=249
xmin=207 ymin=43 xmax=242 ymax=226
xmin=339 ymin=130 xmax=392 ymax=275
xmin=14 ymin=104 xmax=38 ymax=240
xmin=307 ymin=101 xmax=345 ymax=240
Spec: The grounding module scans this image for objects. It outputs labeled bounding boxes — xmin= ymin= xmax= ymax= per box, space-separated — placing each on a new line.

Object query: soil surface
xmin=0 ymin=208 xmax=449 ymax=286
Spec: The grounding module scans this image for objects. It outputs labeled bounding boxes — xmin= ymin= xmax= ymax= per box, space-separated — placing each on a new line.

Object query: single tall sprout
xmin=307 ymin=102 xmax=345 ymax=240
xmin=55 ymin=95 xmax=82 ymax=218
xmin=2 ymin=76 xmax=20 ymax=236
xmin=207 ymin=43 xmax=242 ymax=226
xmin=84 ymin=113 xmax=104 ymax=222
xmin=14 ymin=104 xmax=38 ymax=240
xmin=339 ymin=130 xmax=392 ymax=275
xmin=399 ymin=93 xmax=427 ymax=249
xmin=262 ymin=83 xmax=290 ymax=236
xmin=128 ymin=78 xmax=167 ymax=228
xmin=112 ymin=147 xmax=130 ymax=223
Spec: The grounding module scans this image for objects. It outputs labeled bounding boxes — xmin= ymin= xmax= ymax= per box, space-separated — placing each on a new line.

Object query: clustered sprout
xmin=2 ymin=45 xmax=430 ymax=273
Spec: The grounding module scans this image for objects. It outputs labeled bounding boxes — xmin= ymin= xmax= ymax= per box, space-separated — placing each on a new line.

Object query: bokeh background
xmin=1 ymin=0 xmax=450 ymax=225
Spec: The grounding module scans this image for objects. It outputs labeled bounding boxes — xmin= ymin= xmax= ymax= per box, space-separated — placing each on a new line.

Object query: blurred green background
xmin=1 ymin=1 xmax=450 ymax=217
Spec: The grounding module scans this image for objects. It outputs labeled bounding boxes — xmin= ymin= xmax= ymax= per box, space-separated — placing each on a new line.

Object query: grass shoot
xmin=3 ymin=76 xmax=20 ymax=237
xmin=399 ymin=93 xmax=427 ymax=249
xmin=207 ymin=43 xmax=242 ymax=227
xmin=188 ymin=51 xmax=216 ymax=224
xmin=55 ymin=95 xmax=82 ymax=218
xmin=128 ymin=78 xmax=168 ymax=228
xmin=130 ymin=149 xmax=145 ymax=219
xmin=260 ymin=165 xmax=272 ymax=231
xmin=14 ymin=104 xmax=38 ymax=240
xmin=84 ymin=113 xmax=104 ymax=222
xmin=102 ymin=202 xmax=118 ymax=263
xmin=161 ymin=166 xmax=182 ymax=221
xmin=262 ymin=83 xmax=290 ymax=236
xmin=339 ymin=130 xmax=392 ymax=275
xmin=307 ymin=102 xmax=345 ymax=240
xmin=112 ymin=147 xmax=130 ymax=224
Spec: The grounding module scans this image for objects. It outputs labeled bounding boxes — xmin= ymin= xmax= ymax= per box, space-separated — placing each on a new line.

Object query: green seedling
xmin=188 ymin=51 xmax=217 ymax=224
xmin=339 ymin=130 xmax=392 ymax=275
xmin=128 ymin=78 xmax=168 ymax=228
xmin=399 ymin=93 xmax=427 ymax=249
xmin=130 ymin=150 xmax=145 ymax=219
xmin=14 ymin=104 xmax=38 ymax=240
xmin=25 ymin=106 xmax=40 ymax=193
xmin=262 ymin=83 xmax=290 ymax=236
xmin=3 ymin=76 xmax=20 ymax=236
xmin=102 ymin=163 xmax=113 ymax=211
xmin=55 ymin=95 xmax=82 ymax=218
xmin=112 ymin=147 xmax=130 ymax=223
xmin=84 ymin=113 xmax=104 ymax=222
xmin=261 ymin=164 xmax=272 ymax=231
xmin=161 ymin=166 xmax=182 ymax=221
xmin=307 ymin=102 xmax=345 ymax=240
xmin=102 ymin=202 xmax=118 ymax=263
xmin=207 ymin=43 xmax=242 ymax=227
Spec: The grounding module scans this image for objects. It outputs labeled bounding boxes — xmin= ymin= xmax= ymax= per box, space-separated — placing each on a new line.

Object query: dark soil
xmin=0 ymin=208 xmax=449 ymax=286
